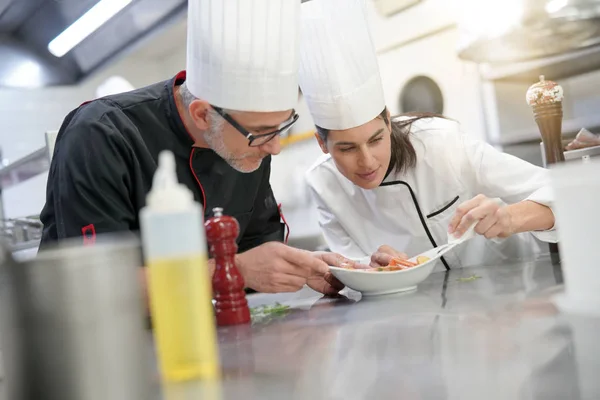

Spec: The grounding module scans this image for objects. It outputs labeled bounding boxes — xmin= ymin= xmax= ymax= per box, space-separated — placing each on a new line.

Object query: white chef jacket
xmin=306 ymin=117 xmax=557 ymax=271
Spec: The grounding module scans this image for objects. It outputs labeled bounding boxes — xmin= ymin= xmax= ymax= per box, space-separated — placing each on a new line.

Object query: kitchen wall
xmin=0 ymin=22 xmax=187 ymax=220
xmin=367 ymin=0 xmax=487 ymax=140
xmin=489 ymin=70 xmax=600 ymax=145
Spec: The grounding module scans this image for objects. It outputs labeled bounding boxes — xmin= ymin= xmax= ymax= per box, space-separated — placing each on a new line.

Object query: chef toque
xmin=186 ymin=0 xmax=300 ymax=112
xmin=298 ymin=0 xmax=385 ymax=130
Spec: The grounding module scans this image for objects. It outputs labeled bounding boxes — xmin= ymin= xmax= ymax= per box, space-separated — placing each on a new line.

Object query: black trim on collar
xmin=380 ymin=180 xmax=451 ymax=271
xmin=164 ymin=71 xmax=195 ymax=149
xmin=426 ymin=196 xmax=460 ymax=219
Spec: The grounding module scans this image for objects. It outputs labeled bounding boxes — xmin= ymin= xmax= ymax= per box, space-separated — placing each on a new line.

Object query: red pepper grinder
xmin=205 ymin=207 xmax=251 ymax=326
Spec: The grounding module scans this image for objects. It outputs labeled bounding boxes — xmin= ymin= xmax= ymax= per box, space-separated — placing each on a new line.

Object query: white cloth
xmin=186 ymin=0 xmax=300 ymax=112
xmin=298 ymin=0 xmax=385 ymax=130
xmin=306 ymin=117 xmax=557 ymax=270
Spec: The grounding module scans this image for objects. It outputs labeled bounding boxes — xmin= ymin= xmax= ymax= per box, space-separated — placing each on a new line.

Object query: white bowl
xmin=329 ymin=257 xmax=437 ymax=296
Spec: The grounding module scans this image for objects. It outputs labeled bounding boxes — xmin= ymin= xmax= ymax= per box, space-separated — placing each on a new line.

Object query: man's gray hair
xmin=179 ymin=82 xmax=237 ymax=115
xmin=179 ymin=82 xmax=226 ymax=133
xmin=179 ymin=82 xmax=198 ymax=110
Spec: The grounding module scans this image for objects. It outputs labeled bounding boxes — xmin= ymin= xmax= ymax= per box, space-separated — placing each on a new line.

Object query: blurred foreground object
xmin=551 ymin=158 xmax=600 ymax=317
xmin=0 ymin=235 xmax=150 ymax=400
xmin=140 ymin=151 xmax=219 ymax=382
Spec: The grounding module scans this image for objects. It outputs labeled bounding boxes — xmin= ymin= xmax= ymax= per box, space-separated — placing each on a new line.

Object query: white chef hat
xmin=298 ymin=0 xmax=385 ymax=130
xmin=186 ymin=0 xmax=300 ymax=112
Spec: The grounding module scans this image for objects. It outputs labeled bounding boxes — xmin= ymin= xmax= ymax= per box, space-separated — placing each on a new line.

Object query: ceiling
xmin=134 ymin=18 xmax=187 ymax=60
xmin=0 ymin=0 xmax=187 ymax=88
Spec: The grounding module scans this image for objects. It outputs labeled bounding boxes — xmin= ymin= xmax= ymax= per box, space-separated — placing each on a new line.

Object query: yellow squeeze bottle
xmin=140 ymin=151 xmax=219 ymax=382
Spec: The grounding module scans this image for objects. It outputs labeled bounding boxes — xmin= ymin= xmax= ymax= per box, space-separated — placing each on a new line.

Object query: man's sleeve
xmin=237 ymin=158 xmax=285 ymax=253
xmin=41 ymin=111 xmax=136 ymax=243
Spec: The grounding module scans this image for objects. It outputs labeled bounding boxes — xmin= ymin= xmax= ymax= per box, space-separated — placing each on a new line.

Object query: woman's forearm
xmin=507 ymin=200 xmax=555 ymax=234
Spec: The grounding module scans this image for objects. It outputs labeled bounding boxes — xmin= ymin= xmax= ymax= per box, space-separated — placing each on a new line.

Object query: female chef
xmin=298 ymin=0 xmax=557 ymax=270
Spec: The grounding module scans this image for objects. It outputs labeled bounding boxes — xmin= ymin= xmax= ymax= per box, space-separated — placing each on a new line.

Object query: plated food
xmin=329 ymin=253 xmax=437 ymax=296
xmin=329 ymin=229 xmax=477 ymax=295
xmin=340 ymin=256 xmax=431 ymax=272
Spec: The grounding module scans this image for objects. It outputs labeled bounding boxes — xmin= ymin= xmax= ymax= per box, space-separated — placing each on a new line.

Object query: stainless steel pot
xmin=0 ymin=235 xmax=152 ymax=400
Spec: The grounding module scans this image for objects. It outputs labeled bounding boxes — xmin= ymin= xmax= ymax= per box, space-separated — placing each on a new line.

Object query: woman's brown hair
xmin=315 ymin=108 xmax=444 ymax=175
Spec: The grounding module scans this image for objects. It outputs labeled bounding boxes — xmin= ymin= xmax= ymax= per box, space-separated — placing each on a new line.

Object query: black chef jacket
xmin=40 ymin=71 xmax=285 ymax=252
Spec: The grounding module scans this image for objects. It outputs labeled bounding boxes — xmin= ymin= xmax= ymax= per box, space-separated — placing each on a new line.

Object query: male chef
xmin=39 ymin=0 xmax=346 ymax=296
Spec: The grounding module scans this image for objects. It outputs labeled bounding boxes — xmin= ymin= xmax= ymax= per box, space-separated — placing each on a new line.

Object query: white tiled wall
xmin=365 ymin=0 xmax=487 ymax=141
xmin=365 ymin=0 xmax=456 ymax=53
xmin=377 ymin=27 xmax=487 ymax=141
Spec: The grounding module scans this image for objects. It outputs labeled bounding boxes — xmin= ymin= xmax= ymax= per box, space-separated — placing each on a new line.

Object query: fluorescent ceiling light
xmin=48 ymin=0 xmax=132 ymax=58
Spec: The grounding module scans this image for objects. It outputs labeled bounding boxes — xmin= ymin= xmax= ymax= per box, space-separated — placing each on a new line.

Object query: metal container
xmin=0 ymin=241 xmax=26 ymax=400
xmin=0 ymin=234 xmax=152 ymax=400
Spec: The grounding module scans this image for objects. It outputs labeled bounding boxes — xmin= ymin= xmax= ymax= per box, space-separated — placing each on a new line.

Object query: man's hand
xmin=309 ymin=252 xmax=371 ymax=296
xmin=370 ymin=245 xmax=408 ymax=268
xmin=236 ymin=242 xmax=331 ymax=294
xmin=448 ymin=194 xmax=514 ymax=239
xmin=311 ymin=251 xmax=369 ymax=269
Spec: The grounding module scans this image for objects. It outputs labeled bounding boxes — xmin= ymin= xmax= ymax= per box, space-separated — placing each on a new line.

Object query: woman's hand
xmin=448 ymin=194 xmax=514 ymax=239
xmin=370 ymin=245 xmax=409 ymax=268
xmin=448 ymin=194 xmax=555 ymax=240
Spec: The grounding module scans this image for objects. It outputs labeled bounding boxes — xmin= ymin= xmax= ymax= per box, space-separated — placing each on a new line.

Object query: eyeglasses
xmin=211 ymin=105 xmax=299 ymax=147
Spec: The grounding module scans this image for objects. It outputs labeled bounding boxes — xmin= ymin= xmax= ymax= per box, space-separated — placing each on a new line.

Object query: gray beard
xmin=203 ymin=128 xmax=262 ymax=173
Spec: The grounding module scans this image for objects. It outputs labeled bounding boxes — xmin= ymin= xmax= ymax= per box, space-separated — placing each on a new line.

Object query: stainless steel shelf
xmin=10 ymin=239 xmax=41 ymax=253
xmin=0 ymin=147 xmax=49 ymax=191
xmin=492 ymin=116 xmax=600 ymax=146
xmin=480 ymin=44 xmax=600 ymax=83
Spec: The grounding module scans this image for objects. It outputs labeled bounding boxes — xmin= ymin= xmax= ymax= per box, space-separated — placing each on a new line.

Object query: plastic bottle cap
xmin=146 ymin=151 xmax=195 ymax=211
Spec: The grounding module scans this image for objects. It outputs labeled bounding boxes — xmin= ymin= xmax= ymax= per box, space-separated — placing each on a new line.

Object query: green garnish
xmin=250 ymin=302 xmax=290 ymax=324
xmin=377 ymin=267 xmax=384 ymax=271
xmin=457 ymin=274 xmax=482 ymax=283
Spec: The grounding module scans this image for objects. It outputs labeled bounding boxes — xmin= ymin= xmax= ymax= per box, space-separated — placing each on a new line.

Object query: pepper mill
xmin=526 ymin=76 xmax=566 ymax=266
xmin=526 ymin=76 xmax=566 ymax=165
xmin=205 ymin=207 xmax=251 ymax=326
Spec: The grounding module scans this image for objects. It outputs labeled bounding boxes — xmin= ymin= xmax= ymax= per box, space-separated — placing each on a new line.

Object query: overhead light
xmin=456 ymin=0 xmax=524 ymax=38
xmin=545 ymin=0 xmax=569 ymax=14
xmin=7 ymin=61 xmax=43 ymax=88
xmin=48 ymin=0 xmax=132 ymax=58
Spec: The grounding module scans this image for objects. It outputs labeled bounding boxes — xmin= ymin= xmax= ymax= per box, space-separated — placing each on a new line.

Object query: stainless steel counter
xmin=153 ymin=256 xmax=600 ymax=400
xmin=5 ymin=257 xmax=600 ymax=400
